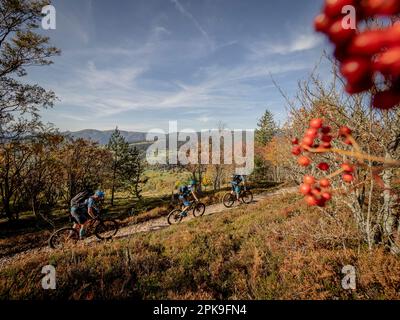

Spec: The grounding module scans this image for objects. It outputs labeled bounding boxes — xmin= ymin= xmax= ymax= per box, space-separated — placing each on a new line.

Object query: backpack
xmin=70 ymin=190 xmax=91 ymax=207
xmin=179 ymin=186 xmax=188 ymax=194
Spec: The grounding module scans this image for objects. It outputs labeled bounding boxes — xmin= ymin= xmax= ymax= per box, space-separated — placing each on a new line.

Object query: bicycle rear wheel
xmin=49 ymin=227 xmax=79 ymax=249
xmin=222 ymin=193 xmax=235 ymax=208
xmin=241 ymin=190 xmax=253 ymax=204
xmin=193 ymin=202 xmax=206 ymax=217
xmin=95 ymin=219 xmax=119 ymax=240
xmin=167 ymin=209 xmax=183 ymax=225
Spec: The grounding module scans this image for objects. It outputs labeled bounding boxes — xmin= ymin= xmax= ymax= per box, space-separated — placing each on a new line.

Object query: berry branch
xmin=314 ymin=0 xmax=400 ymax=110
xmin=292 ymin=118 xmax=400 ymax=207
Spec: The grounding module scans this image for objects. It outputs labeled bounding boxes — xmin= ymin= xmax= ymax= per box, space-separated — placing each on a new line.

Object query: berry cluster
xmin=314 ymin=0 xmax=400 ymax=109
xmin=292 ymin=118 xmax=356 ymax=207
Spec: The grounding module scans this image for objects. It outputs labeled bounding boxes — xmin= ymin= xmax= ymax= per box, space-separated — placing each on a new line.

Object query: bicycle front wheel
xmin=222 ymin=193 xmax=235 ymax=208
xmin=167 ymin=209 xmax=183 ymax=225
xmin=95 ymin=219 xmax=119 ymax=240
xmin=49 ymin=227 xmax=79 ymax=249
xmin=193 ymin=203 xmax=206 ymax=217
xmin=241 ymin=190 xmax=253 ymax=204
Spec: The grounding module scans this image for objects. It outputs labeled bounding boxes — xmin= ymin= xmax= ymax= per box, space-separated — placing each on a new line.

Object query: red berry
xmin=342 ymin=173 xmax=354 ymax=183
xmin=334 ymin=44 xmax=350 ymax=62
xmin=349 ymin=30 xmax=388 ymax=55
xmin=339 ymin=126 xmax=352 ymax=136
xmin=341 ymin=58 xmax=372 ymax=84
xmin=321 ymin=135 xmax=333 ymax=143
xmin=300 ymin=184 xmax=312 ymax=195
xmin=362 ymin=0 xmax=400 ymax=16
xmin=385 ymin=24 xmax=400 ymax=47
xmin=302 ymin=136 xmax=315 ymax=147
xmin=372 ymin=90 xmax=400 ymax=110
xmin=292 ymin=138 xmax=299 ymax=145
xmin=305 ymin=195 xmax=318 ymax=206
xmin=328 ymin=19 xmax=356 ymax=44
xmin=304 ymin=175 xmax=316 ymax=185
xmin=311 ymin=187 xmax=322 ymax=197
xmin=345 ymin=78 xmax=374 ymax=94
xmin=321 ymin=192 xmax=332 ymax=201
xmin=324 ymin=0 xmax=356 ymax=18
xmin=321 ymin=141 xmax=332 ymax=149
xmin=310 ymin=118 xmax=324 ymax=129
xmin=317 ymin=198 xmax=327 ymax=207
xmin=298 ymin=156 xmax=311 ymax=167
xmin=317 ymin=162 xmax=330 ymax=171
xmin=305 ymin=128 xmax=318 ymax=138
xmin=314 ymin=13 xmax=332 ymax=33
xmin=291 ymin=146 xmax=302 ymax=156
xmin=341 ymin=163 xmax=354 ymax=172
xmin=321 ymin=126 xmax=332 ymax=134
xmin=319 ymin=178 xmax=331 ymax=188
xmin=373 ymin=46 xmax=400 ymax=78
xmin=344 ymin=138 xmax=353 ymax=145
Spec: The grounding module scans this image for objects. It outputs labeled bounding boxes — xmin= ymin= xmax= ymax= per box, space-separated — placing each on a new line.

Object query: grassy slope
xmin=1 ymin=193 xmax=400 ymax=300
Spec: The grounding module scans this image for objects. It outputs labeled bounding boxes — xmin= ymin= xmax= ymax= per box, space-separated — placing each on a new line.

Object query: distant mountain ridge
xmin=64 ymin=129 xmax=147 ymax=145
xmin=63 ymin=128 xmax=251 ymax=146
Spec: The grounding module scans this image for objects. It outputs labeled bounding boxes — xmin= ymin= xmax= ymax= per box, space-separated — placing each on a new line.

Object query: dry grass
xmin=1 ymin=193 xmax=400 ymax=300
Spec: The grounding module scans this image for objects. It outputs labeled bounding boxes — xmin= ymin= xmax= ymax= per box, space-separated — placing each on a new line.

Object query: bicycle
xmin=48 ymin=215 xmax=119 ymax=249
xmin=222 ymin=187 xmax=253 ymax=208
xmin=167 ymin=199 xmax=206 ymax=225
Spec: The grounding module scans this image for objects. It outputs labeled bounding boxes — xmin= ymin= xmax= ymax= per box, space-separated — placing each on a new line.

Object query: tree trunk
xmin=198 ymin=167 xmax=203 ymax=192
xmin=3 ymin=197 xmax=12 ymax=221
xmin=380 ymin=164 xmax=399 ymax=254
xmin=111 ymin=164 xmax=116 ymax=206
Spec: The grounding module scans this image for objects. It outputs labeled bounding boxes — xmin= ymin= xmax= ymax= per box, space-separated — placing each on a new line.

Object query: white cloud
xmin=250 ymin=33 xmax=322 ymax=57
xmin=81 ymin=61 xmax=145 ymax=90
xmin=197 ymin=116 xmax=211 ymax=123
xmin=52 ymin=45 xmax=310 ymax=120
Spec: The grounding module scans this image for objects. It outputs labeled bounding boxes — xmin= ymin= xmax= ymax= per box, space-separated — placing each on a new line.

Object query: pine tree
xmin=254 ymin=109 xmax=278 ymax=179
xmin=255 ymin=109 xmax=277 ymax=146
xmin=120 ymin=146 xmax=146 ymax=202
xmin=107 ymin=127 xmax=129 ymax=206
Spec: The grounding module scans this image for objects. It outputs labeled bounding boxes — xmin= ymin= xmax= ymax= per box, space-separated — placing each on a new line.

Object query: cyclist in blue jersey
xmin=230 ymin=174 xmax=245 ymax=201
xmin=177 ymin=180 xmax=199 ymax=217
xmin=70 ymin=190 xmax=105 ymax=239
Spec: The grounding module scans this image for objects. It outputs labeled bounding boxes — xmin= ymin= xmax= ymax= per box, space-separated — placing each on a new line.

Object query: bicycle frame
xmin=73 ymin=215 xmax=101 ymax=235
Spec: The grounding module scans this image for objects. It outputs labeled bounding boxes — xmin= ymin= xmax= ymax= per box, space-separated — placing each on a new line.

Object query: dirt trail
xmin=0 ymin=187 xmax=296 ymax=268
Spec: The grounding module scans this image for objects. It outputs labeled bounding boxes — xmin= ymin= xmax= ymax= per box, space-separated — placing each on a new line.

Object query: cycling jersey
xmin=85 ymin=197 xmax=100 ymax=213
xmin=179 ymin=185 xmax=193 ymax=206
xmin=71 ymin=196 xmax=100 ymax=224
xmin=231 ymin=175 xmax=244 ymax=194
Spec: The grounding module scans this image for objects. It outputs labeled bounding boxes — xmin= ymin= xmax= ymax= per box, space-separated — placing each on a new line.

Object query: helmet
xmin=189 ymin=179 xmax=197 ymax=186
xmin=95 ymin=190 xmax=105 ymax=199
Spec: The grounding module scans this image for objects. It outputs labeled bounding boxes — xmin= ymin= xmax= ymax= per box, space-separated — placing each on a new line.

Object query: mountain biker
xmin=178 ymin=180 xmax=199 ymax=216
xmin=70 ymin=190 xmax=105 ymax=239
xmin=230 ymin=174 xmax=245 ymax=201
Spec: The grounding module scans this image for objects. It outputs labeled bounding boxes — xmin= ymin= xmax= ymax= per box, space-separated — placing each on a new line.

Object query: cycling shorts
xmin=179 ymin=195 xmax=191 ymax=207
xmin=71 ymin=206 xmax=89 ymax=224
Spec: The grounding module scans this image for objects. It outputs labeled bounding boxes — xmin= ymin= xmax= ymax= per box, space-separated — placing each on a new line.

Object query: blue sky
xmin=30 ymin=0 xmax=331 ymax=132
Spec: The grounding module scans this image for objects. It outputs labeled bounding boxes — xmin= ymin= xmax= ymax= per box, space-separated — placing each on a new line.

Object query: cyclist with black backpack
xmin=70 ymin=190 xmax=105 ymax=239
